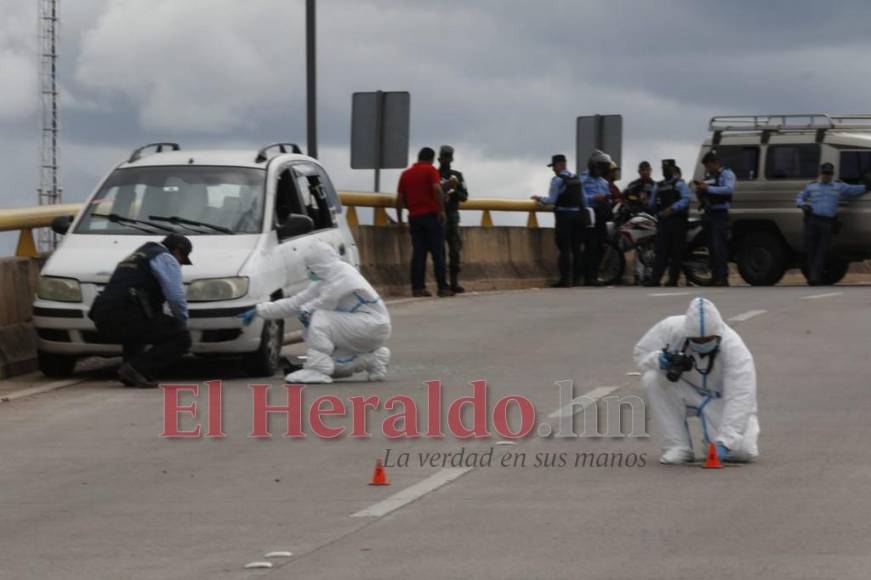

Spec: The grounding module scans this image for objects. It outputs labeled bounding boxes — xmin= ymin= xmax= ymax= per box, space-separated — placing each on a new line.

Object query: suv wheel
xmin=736 ymin=231 xmax=788 ymax=286
xmin=37 ymin=350 xmax=77 ymax=378
xmin=801 ymin=260 xmax=850 ymax=286
xmin=243 ymin=318 xmax=284 ymax=377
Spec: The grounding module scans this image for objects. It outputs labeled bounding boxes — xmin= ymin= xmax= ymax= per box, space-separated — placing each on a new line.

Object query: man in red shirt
xmin=396 ymin=147 xmax=454 ymax=297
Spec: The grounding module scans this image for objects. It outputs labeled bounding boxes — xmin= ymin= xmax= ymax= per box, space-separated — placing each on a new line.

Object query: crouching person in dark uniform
xmin=89 ymin=234 xmax=193 ymax=388
xmin=646 ymin=159 xmax=691 ymax=287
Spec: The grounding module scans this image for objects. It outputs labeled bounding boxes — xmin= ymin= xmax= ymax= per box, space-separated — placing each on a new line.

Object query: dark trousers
xmin=554 ymin=211 xmax=585 ymax=283
xmin=410 ymin=213 xmax=448 ymax=290
xmin=93 ymin=311 xmax=191 ymax=378
xmin=445 ymin=212 xmax=463 ymax=285
xmin=804 ymin=215 xmax=835 ymax=284
xmin=707 ymin=210 xmax=730 ymax=283
xmin=651 ymin=217 xmax=687 ymax=284
xmin=584 ymin=220 xmax=607 ymax=284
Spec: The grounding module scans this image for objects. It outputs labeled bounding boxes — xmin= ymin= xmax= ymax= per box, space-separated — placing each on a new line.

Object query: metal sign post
xmin=351 ymin=91 xmax=410 ymax=192
xmin=577 ymin=114 xmax=623 ymax=172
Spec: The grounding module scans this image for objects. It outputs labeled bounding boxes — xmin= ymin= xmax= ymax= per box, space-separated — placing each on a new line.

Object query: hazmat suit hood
xmin=305 ymin=240 xmax=344 ymax=280
xmin=684 ymin=297 xmax=725 ymax=338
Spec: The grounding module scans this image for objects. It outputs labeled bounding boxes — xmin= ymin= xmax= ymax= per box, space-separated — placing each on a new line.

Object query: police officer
xmin=796 ymin=162 xmax=870 ymax=285
xmin=623 ymin=161 xmax=655 ymax=213
xmin=89 ymin=234 xmax=193 ymax=388
xmin=532 ymin=154 xmax=585 ymax=287
xmin=693 ymin=152 xmax=736 ymax=286
xmin=645 ymin=160 xmax=691 ymax=287
xmin=581 ymin=149 xmax=614 ymax=286
xmin=438 ymin=145 xmax=469 ymax=293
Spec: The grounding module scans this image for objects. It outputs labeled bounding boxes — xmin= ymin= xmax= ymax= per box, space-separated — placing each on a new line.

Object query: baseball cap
xmin=439 ymin=145 xmax=454 ymax=159
xmin=547 ymin=154 xmax=567 ymax=167
xmin=162 ymin=233 xmax=193 ymax=265
xmin=820 ymin=162 xmax=835 ymax=174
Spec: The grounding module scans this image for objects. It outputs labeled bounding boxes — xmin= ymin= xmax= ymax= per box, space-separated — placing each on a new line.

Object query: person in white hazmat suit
xmin=634 ymin=297 xmax=759 ymax=464
xmin=244 ymin=240 xmax=391 ymax=383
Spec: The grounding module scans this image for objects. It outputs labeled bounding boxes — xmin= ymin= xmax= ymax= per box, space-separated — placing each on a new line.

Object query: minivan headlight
xmin=187 ymin=277 xmax=249 ymax=302
xmin=37 ymin=276 xmax=82 ymax=302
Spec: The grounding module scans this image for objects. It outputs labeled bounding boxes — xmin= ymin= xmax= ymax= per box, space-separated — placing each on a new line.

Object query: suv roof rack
xmin=709 ymin=115 xmax=871 ymax=146
xmin=255 ymin=142 xmax=303 ymax=163
xmin=128 ymin=142 xmax=181 ymax=163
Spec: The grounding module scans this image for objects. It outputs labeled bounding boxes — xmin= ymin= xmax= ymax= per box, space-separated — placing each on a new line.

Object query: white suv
xmin=33 ymin=142 xmax=359 ymax=377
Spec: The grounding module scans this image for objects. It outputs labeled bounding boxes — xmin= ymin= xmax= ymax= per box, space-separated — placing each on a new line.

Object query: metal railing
xmin=0 ymin=193 xmax=543 ymax=257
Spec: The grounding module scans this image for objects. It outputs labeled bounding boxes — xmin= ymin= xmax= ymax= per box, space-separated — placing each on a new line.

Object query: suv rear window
xmin=714 ymin=146 xmax=759 ymax=180
xmin=839 ymin=151 xmax=871 ymax=184
xmin=765 ymin=145 xmax=820 ymax=179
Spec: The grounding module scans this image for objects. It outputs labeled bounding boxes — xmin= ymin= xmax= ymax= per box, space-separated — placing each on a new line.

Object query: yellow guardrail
xmin=0 ymin=192 xmax=542 ymax=257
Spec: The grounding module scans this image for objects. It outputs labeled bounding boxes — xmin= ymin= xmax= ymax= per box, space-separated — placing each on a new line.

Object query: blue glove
xmin=658 ymin=351 xmax=670 ymax=370
xmin=715 ymin=442 xmax=729 ymax=461
xmin=237 ymin=308 xmax=257 ymax=326
xmin=297 ymin=309 xmax=312 ymax=328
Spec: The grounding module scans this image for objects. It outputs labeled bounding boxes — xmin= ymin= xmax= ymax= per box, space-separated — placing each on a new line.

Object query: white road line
xmin=648 ymin=291 xmax=690 ymax=297
xmin=728 ymin=309 xmax=767 ymax=322
xmin=548 ymin=386 xmax=620 ymax=419
xmin=0 ymin=377 xmax=85 ymax=404
xmin=802 ymin=292 xmax=843 ymax=300
xmin=351 ymin=467 xmax=473 ymax=518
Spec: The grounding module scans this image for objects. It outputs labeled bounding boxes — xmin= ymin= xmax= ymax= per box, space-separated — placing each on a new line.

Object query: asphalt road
xmin=2 ymin=286 xmax=871 ymax=580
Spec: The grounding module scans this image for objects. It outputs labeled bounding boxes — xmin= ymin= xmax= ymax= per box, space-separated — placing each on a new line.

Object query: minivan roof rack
xmin=128 ymin=142 xmax=181 ymax=163
xmin=709 ymin=114 xmax=871 ymax=133
xmin=255 ymin=142 xmax=303 ymax=163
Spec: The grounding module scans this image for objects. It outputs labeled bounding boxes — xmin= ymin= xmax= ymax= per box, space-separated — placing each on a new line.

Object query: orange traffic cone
xmin=703 ymin=442 xmax=724 ymax=469
xmin=369 ymin=459 xmax=390 ymax=486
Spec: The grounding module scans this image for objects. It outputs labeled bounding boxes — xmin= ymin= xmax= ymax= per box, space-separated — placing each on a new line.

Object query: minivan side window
xmin=713 ymin=146 xmax=759 ymax=180
xmin=293 ymin=164 xmax=336 ymax=231
xmin=765 ymin=145 xmax=820 ymax=179
xmin=313 ymin=165 xmax=343 ymax=214
xmin=274 ymin=169 xmax=303 ymax=226
xmin=839 ymin=151 xmax=871 ymax=184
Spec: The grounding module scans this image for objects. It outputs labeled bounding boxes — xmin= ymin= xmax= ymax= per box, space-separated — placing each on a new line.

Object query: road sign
xmin=351 ymin=91 xmax=410 ymax=191
xmin=577 ymin=114 xmax=622 ymax=172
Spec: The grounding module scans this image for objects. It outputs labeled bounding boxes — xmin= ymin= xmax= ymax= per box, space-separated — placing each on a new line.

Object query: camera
xmin=662 ymin=348 xmax=695 ymax=382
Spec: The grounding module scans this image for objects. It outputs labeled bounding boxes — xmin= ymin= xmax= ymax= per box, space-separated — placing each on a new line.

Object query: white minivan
xmin=33 ymin=142 xmax=359 ymax=377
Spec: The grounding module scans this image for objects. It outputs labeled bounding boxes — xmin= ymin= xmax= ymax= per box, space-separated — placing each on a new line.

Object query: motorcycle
xmin=597 ymin=202 xmax=713 ymax=286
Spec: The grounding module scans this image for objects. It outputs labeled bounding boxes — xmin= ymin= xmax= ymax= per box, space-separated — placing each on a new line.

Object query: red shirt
xmin=398 ymin=162 xmax=441 ymax=218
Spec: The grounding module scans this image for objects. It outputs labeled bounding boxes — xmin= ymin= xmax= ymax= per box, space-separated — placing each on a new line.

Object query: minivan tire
xmin=736 ymin=231 xmax=788 ymax=286
xmin=243 ymin=318 xmax=284 ymax=377
xmin=38 ymin=350 xmax=77 ymax=378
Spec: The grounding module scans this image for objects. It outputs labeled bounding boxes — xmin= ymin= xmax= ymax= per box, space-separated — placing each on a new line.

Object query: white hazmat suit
xmin=256 ymin=241 xmax=391 ymax=383
xmin=634 ymin=297 xmax=760 ymax=464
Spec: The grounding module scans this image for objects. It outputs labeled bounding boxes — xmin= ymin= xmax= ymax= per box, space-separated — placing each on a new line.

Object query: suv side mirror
xmin=51 ymin=215 xmax=74 ymax=236
xmin=276 ymin=214 xmax=314 ymax=241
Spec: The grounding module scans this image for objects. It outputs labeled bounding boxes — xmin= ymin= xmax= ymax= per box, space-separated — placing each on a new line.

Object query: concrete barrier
xmin=0 ymin=257 xmax=40 ymax=378
xmin=352 ymin=225 xmax=559 ymax=296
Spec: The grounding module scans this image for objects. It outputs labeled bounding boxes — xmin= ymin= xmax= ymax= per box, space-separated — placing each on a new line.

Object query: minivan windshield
xmin=75 ymin=166 xmax=266 ymax=235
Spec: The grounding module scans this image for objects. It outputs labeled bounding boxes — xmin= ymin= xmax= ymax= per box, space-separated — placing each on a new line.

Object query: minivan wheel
xmin=801 ymin=260 xmax=850 ymax=286
xmin=243 ymin=319 xmax=284 ymax=377
xmin=37 ymin=350 xmax=77 ymax=378
xmin=736 ymin=231 xmax=788 ymax=286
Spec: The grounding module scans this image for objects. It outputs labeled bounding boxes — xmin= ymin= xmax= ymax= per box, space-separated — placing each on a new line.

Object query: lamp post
xmin=306 ymin=0 xmax=317 ymax=159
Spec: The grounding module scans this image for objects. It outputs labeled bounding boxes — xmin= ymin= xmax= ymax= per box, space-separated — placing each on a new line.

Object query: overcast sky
xmin=2 ymin=0 xmax=871 ymax=250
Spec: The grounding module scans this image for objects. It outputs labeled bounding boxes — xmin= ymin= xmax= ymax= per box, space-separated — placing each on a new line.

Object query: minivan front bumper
xmin=33 ymin=300 xmax=266 ymax=356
